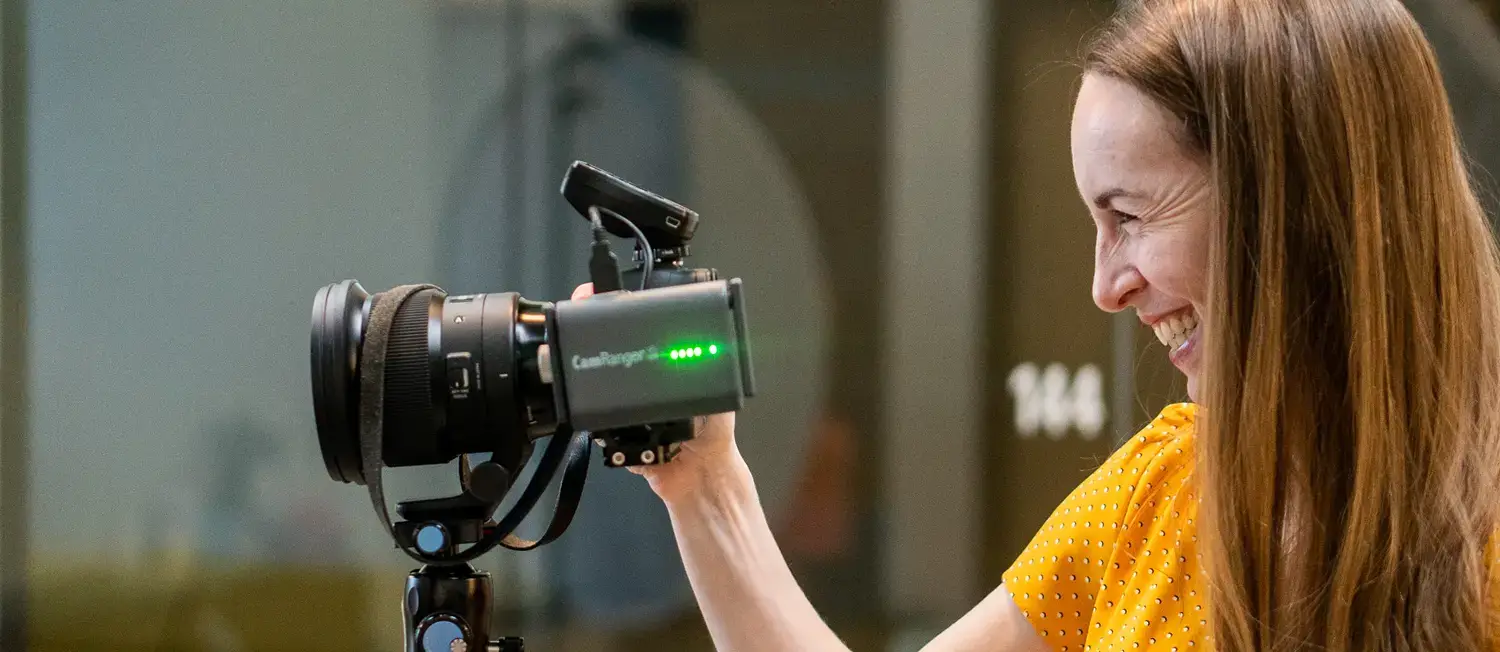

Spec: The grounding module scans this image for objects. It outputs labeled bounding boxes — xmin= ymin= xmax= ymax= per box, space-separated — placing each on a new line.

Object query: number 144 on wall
xmin=1006 ymin=363 xmax=1106 ymax=440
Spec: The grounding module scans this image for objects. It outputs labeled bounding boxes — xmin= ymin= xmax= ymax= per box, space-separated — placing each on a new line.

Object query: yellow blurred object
xmin=28 ymin=558 xmax=383 ymax=652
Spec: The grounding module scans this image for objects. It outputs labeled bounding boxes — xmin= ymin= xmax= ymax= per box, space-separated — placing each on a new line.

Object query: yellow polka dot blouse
xmin=1003 ymin=402 xmax=1500 ymax=651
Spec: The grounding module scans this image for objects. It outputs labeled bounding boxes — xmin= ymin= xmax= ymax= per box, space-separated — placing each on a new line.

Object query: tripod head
xmin=390 ymin=426 xmax=592 ymax=652
xmin=405 ymin=563 xmax=522 ymax=652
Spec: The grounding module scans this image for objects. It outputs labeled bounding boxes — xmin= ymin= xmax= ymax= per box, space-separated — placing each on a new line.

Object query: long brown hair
xmin=1086 ymin=1 xmax=1500 ymax=650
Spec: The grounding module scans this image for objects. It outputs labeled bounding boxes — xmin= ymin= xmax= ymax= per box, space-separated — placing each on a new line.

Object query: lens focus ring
xmin=383 ymin=289 xmax=439 ymax=456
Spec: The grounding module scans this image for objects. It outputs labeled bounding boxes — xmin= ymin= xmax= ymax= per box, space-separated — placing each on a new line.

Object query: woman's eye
xmin=1111 ymin=209 xmax=1139 ymax=225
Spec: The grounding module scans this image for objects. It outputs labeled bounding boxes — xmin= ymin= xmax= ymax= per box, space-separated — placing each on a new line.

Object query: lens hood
xmin=311 ymin=279 xmax=370 ymax=484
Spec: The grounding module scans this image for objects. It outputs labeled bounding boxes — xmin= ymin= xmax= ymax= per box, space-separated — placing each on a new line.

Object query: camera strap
xmin=357 ymin=283 xmax=442 ymax=541
xmin=496 ymin=430 xmax=592 ymax=551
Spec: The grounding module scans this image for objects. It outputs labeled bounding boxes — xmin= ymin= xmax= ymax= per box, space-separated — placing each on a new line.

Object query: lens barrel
xmin=310 ymin=281 xmax=556 ymax=485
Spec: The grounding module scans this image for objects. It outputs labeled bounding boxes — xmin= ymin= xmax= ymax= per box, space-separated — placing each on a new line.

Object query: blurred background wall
xmin=21 ymin=1 xmax=441 ymax=649
xmin=0 ymin=1 xmax=1496 ymax=651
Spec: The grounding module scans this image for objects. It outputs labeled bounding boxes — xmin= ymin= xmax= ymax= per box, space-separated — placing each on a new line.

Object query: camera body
xmin=555 ymin=161 xmax=746 ymax=467
xmin=550 ymin=280 xmax=753 ymax=430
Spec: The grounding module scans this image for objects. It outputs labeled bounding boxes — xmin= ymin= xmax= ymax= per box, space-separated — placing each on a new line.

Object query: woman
xmin=578 ymin=0 xmax=1500 ymax=649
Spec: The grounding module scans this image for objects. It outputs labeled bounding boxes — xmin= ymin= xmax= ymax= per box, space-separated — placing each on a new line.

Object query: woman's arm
xmin=663 ymin=441 xmax=1049 ymax=652
xmin=662 ymin=443 xmax=851 ymax=651
xmin=661 ymin=435 xmax=1050 ymax=652
xmin=919 ymin=584 xmax=1051 ymax=652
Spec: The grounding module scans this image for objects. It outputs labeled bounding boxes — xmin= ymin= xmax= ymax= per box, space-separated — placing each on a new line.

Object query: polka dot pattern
xmin=1003 ymin=403 xmax=1203 ymax=651
xmin=1489 ymin=539 xmax=1500 ymax=650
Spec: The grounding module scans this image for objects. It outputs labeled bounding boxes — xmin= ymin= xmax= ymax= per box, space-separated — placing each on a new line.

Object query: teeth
xmin=1152 ymin=311 xmax=1199 ymax=351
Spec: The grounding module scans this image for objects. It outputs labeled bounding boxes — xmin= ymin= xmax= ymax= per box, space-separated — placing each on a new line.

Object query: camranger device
xmin=308 ymin=161 xmax=756 ymax=652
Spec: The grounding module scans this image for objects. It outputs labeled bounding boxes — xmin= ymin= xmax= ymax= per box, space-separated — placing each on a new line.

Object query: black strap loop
xmin=497 ymin=431 xmax=592 ymax=551
xmin=424 ymin=427 xmax=585 ymax=564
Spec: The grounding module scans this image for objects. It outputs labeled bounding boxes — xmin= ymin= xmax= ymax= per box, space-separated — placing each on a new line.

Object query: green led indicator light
xmin=667 ymin=344 xmax=722 ymax=363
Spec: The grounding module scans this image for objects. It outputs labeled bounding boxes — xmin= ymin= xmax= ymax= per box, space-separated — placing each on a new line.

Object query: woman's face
xmin=1071 ymin=73 xmax=1214 ymax=401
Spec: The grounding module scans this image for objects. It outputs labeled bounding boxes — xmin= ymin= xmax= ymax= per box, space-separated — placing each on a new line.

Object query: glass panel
xmin=20 ymin=1 xmax=840 ymax=650
xmin=25 ymin=2 xmax=446 ymax=649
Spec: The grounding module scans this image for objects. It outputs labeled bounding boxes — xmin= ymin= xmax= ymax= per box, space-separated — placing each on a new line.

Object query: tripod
xmin=404 ymin=562 xmax=524 ymax=652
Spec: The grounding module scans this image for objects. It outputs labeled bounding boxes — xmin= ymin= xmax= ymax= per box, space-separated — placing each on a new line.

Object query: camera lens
xmin=310 ymin=280 xmax=557 ymax=485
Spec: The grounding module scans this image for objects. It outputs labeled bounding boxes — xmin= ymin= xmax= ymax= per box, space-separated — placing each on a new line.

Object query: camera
xmin=308 ymin=162 xmax=756 ymax=652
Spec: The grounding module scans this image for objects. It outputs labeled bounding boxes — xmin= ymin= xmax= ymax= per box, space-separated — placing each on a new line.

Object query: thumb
xmin=571 ymin=283 xmax=595 ymax=300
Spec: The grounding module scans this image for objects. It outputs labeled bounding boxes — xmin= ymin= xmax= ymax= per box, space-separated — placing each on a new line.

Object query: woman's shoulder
xmin=1001 ymin=403 xmax=1206 ymax=648
xmin=1133 ymin=401 xmax=1196 ymax=445
xmin=1028 ymin=402 xmax=1198 ymax=512
xmin=1093 ymin=402 xmax=1197 ymax=486
xmin=1005 ymin=401 xmax=1200 ymax=564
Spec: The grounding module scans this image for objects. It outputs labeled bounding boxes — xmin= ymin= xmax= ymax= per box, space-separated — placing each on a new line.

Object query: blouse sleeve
xmin=1000 ymin=410 xmax=1193 ymax=650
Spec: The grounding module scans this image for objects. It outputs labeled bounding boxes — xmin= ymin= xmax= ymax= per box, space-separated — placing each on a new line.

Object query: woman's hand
xmin=570 ymin=283 xmax=742 ymax=505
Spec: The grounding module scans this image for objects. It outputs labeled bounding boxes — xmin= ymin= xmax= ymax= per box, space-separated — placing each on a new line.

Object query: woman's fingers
xmin=571 ymin=283 xmax=595 ymax=300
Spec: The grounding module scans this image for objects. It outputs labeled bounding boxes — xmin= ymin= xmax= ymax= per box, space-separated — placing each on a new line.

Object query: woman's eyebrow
xmin=1092 ymin=187 xmax=1140 ymax=208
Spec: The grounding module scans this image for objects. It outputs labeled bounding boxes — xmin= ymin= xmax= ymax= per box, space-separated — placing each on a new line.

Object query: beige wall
xmin=880 ymin=0 xmax=992 ymax=619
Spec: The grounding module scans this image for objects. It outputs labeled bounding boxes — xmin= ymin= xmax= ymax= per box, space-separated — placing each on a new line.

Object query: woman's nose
xmin=1093 ymin=254 xmax=1145 ymax=313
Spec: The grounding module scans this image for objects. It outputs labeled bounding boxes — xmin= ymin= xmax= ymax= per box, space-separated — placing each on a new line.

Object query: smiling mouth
xmin=1151 ymin=309 xmax=1199 ymax=353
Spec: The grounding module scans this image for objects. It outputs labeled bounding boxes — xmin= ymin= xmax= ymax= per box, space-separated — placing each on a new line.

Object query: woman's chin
xmin=1186 ymin=373 xmax=1201 ymax=404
